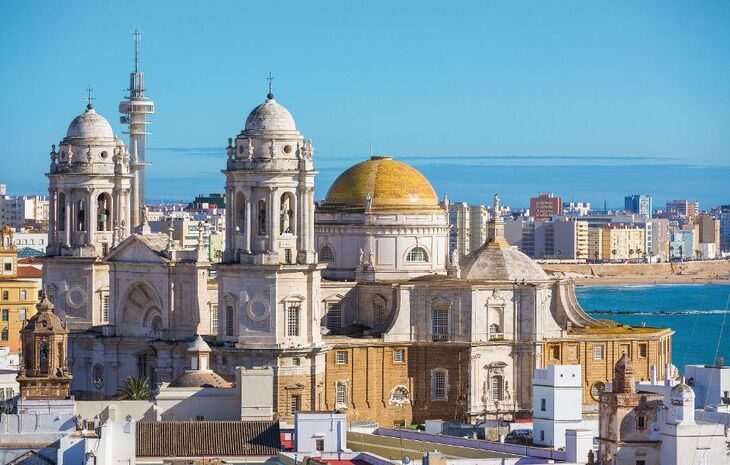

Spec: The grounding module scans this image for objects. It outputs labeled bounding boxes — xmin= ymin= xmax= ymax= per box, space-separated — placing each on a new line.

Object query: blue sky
xmin=1 ymin=1 xmax=728 ymax=207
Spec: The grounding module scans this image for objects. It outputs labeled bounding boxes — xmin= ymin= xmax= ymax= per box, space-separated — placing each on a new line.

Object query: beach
xmin=542 ymin=259 xmax=730 ymax=285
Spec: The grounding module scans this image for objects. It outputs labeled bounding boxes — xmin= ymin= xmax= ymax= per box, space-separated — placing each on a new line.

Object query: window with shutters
xmin=211 ymin=305 xmax=219 ymax=333
xmin=335 ymin=383 xmax=347 ymax=406
xmin=287 ymin=302 xmax=300 ymax=337
xmin=226 ymin=304 xmax=234 ymax=336
xmin=102 ymin=294 xmax=110 ymax=322
xmin=326 ymin=301 xmax=341 ymax=331
xmin=431 ymin=305 xmax=449 ymax=342
xmin=431 ymin=369 xmax=447 ymax=400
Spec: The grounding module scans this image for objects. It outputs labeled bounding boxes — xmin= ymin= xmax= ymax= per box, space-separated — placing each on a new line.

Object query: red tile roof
xmin=136 ymin=421 xmax=281 ymax=457
xmin=17 ymin=266 xmax=42 ymax=279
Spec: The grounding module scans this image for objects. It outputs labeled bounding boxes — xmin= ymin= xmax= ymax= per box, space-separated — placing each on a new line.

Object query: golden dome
xmin=322 ymin=156 xmax=442 ymax=213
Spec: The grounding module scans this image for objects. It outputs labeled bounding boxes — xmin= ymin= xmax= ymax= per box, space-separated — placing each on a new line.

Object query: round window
xmin=283 ymin=145 xmax=292 ymax=154
xmin=66 ymin=286 xmax=87 ymax=308
xmin=247 ymin=300 xmax=270 ymax=322
xmin=590 ymin=381 xmax=606 ymax=401
xmin=100 ymin=151 xmax=109 ymax=160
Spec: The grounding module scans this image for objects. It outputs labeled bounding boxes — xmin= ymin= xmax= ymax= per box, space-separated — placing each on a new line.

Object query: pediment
xmin=105 ymin=235 xmax=169 ymax=264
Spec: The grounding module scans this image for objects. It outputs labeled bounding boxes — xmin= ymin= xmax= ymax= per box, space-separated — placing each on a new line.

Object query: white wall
xmin=532 ymin=365 xmax=582 ymax=449
xmin=685 ymin=364 xmax=730 ymax=408
xmin=295 ymin=412 xmax=347 ymax=453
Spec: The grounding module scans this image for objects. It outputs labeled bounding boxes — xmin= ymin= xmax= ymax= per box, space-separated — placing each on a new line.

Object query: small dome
xmin=460 ymin=242 xmax=549 ymax=281
xmin=322 ymin=156 xmax=442 ymax=213
xmin=244 ymin=96 xmax=297 ymax=132
xmin=188 ymin=334 xmax=211 ymax=353
xmin=21 ymin=294 xmax=67 ymax=334
xmin=671 ymin=382 xmax=694 ymax=399
xmin=171 ymin=371 xmax=232 ymax=389
xmin=66 ymin=105 xmax=114 ymax=139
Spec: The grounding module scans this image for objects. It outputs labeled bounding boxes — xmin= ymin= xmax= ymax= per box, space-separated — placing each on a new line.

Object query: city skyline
xmin=1 ymin=1 xmax=729 ymax=206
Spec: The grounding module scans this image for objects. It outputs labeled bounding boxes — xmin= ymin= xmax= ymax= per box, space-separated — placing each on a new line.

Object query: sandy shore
xmin=541 ymin=259 xmax=730 ymax=286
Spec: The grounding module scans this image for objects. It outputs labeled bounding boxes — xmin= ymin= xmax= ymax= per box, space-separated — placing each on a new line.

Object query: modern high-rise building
xmin=448 ymin=202 xmax=489 ymax=259
xmin=624 ymin=194 xmax=652 ymax=218
xmin=504 ymin=217 xmax=588 ymax=260
xmin=530 ymin=193 xmax=562 ymax=221
xmin=590 ymin=225 xmax=645 ymax=261
xmin=119 ymin=29 xmax=154 ymax=229
xmin=694 ymin=213 xmax=721 ymax=254
xmin=666 ymin=199 xmax=699 ymax=218
xmin=0 ymin=185 xmax=49 ymax=229
xmin=719 ymin=205 xmax=730 ymax=252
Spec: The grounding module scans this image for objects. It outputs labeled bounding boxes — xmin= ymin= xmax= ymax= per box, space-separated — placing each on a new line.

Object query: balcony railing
xmin=488 ymin=332 xmax=505 ymax=341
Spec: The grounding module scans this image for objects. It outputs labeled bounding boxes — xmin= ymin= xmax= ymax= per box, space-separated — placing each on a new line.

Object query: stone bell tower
xmin=217 ymin=87 xmax=326 ymax=418
xmin=43 ymin=101 xmax=134 ymax=328
xmin=17 ymin=294 xmax=72 ymax=400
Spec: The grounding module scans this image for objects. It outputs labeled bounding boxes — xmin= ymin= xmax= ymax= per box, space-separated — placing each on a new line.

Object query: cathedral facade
xmin=40 ymin=61 xmax=672 ymax=424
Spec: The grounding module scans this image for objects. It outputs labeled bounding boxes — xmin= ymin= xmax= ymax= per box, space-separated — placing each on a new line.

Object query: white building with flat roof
xmin=294 ymin=411 xmax=347 ymax=453
xmin=532 ymin=364 xmax=583 ymax=449
xmin=685 ymin=362 xmax=730 ymax=408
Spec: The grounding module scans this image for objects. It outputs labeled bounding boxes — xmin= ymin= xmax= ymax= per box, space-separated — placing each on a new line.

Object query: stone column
xmin=48 ymin=189 xmax=56 ymax=245
xmin=225 ymin=186 xmax=233 ymax=255
xmin=307 ymin=187 xmax=315 ymax=254
xmin=244 ymin=187 xmax=252 ymax=253
xmin=296 ymin=187 xmax=305 ymax=254
xmin=123 ymin=188 xmax=131 ymax=237
xmin=63 ymin=191 xmax=73 ymax=247
xmin=269 ymin=187 xmax=279 ymax=253
xmin=87 ymin=188 xmax=96 ymax=246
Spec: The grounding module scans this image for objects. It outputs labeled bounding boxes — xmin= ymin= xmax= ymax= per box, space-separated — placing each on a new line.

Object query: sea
xmin=575 ymin=284 xmax=730 ymax=370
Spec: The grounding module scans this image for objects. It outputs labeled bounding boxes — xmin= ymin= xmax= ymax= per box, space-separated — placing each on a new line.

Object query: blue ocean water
xmin=575 ymin=284 xmax=730 ymax=370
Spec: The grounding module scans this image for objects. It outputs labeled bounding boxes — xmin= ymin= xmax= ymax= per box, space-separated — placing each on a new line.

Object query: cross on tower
xmin=85 ymin=84 xmax=95 ymax=108
xmin=267 ymin=72 xmax=274 ymax=99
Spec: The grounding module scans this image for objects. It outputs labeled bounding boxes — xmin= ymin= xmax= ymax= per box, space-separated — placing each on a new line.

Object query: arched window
xmin=406 ymin=247 xmax=427 ymax=262
xmin=96 ymin=193 xmax=112 ymax=231
xmin=236 ymin=192 xmax=246 ymax=232
xmin=76 ymin=199 xmax=86 ymax=231
xmin=280 ymin=192 xmax=295 ymax=234
xmin=491 ymin=375 xmax=503 ymax=401
xmin=58 ymin=192 xmax=66 ymax=230
xmin=319 ymin=245 xmax=335 ymax=263
xmin=257 ymin=200 xmax=267 ymax=235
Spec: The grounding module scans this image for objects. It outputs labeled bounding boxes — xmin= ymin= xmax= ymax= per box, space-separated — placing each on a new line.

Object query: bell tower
xmin=217 ymin=88 xmax=326 ymax=417
xmin=44 ymin=100 xmax=133 ymax=327
xmin=17 ymin=294 xmax=72 ymax=400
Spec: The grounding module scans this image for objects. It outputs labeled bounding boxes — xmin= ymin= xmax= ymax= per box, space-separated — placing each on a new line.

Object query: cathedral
xmin=41 ymin=43 xmax=673 ymax=426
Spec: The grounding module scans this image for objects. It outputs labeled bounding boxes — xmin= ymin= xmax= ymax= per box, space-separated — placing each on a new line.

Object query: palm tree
xmin=115 ymin=376 xmax=153 ymax=400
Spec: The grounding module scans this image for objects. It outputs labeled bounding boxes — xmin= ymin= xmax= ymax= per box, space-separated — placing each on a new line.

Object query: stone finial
xmin=196 ymin=222 xmax=204 ymax=249
xmin=613 ymin=353 xmax=636 ymax=394
xmin=246 ymin=138 xmax=254 ymax=160
xmin=36 ymin=292 xmax=53 ymax=313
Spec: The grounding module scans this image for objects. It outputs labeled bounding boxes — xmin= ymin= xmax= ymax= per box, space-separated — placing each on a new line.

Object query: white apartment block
xmin=0 ymin=185 xmax=48 ymax=229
